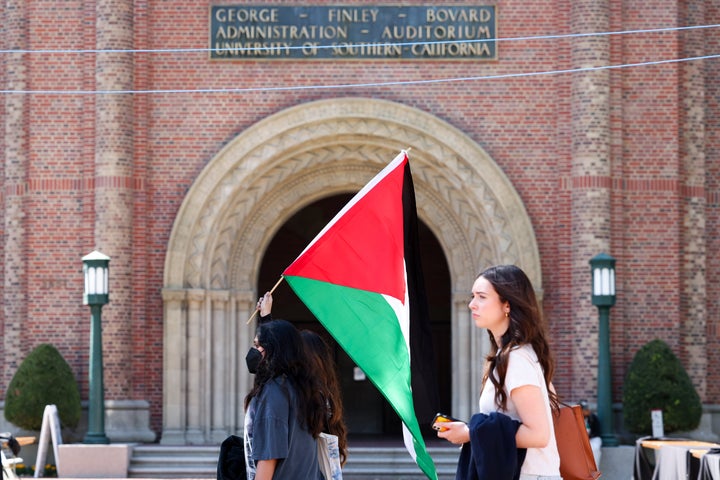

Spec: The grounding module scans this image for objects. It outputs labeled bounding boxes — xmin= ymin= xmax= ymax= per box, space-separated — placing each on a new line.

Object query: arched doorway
xmin=160 ymin=97 xmax=541 ymax=445
xmin=257 ymin=193 xmax=452 ymax=437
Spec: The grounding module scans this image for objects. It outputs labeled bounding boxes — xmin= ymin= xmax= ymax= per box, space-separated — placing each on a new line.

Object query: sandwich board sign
xmin=34 ymin=404 xmax=62 ymax=477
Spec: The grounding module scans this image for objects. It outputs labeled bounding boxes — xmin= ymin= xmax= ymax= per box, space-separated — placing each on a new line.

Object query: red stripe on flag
xmin=283 ymin=156 xmax=406 ymax=301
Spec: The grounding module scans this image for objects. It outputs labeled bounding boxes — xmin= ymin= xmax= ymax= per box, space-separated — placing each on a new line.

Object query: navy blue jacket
xmin=455 ymin=412 xmax=526 ymax=480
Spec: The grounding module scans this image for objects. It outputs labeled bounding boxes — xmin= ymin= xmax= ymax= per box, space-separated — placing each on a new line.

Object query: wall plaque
xmin=210 ymin=6 xmax=496 ymax=60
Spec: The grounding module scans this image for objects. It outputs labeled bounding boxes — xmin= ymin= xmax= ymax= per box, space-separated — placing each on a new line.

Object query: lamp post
xmin=590 ymin=252 xmax=618 ymax=446
xmin=82 ymin=251 xmax=110 ymax=444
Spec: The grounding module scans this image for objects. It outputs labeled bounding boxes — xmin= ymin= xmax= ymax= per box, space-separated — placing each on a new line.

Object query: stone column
xmin=452 ymin=293 xmax=480 ymax=421
xmin=161 ymin=289 xmax=187 ymax=444
xmin=570 ymin=0 xmax=611 ymax=399
xmin=94 ymin=0 xmax=135 ymax=398
xmin=210 ymin=290 xmax=230 ymax=443
xmin=2 ymin=0 xmax=28 ymax=388
xmin=235 ymin=291 xmax=256 ymax=432
xmin=186 ymin=289 xmax=206 ymax=443
xmin=680 ymin=3 xmax=707 ymax=399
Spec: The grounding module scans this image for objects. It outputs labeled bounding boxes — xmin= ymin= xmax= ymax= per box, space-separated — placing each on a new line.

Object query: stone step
xmin=129 ymin=444 xmax=460 ymax=479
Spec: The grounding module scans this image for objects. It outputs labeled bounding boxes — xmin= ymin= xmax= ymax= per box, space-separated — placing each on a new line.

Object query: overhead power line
xmin=1 ymin=53 xmax=717 ymax=95
xmin=0 ymin=24 xmax=717 ymax=95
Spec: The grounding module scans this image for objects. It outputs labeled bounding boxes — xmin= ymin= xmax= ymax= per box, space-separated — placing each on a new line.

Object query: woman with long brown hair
xmin=435 ymin=265 xmax=561 ymax=479
xmin=300 ymin=330 xmax=349 ymax=467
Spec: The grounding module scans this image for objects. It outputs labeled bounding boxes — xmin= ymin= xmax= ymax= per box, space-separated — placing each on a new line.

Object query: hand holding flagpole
xmin=246 ymin=276 xmax=284 ymax=324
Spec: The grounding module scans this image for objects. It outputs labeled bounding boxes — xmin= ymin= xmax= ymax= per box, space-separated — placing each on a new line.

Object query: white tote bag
xmin=317 ymin=432 xmax=342 ymax=480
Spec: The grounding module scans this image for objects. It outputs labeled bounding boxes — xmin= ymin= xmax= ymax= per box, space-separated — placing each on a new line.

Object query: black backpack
xmin=217 ymin=435 xmax=247 ymax=480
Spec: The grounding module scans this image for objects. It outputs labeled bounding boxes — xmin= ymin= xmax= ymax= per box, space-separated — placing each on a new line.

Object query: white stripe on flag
xmin=402 ymin=423 xmax=418 ymax=461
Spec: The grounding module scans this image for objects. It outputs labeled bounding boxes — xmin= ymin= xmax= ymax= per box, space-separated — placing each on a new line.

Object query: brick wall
xmin=2 ymin=0 xmax=718 ymax=436
xmin=703 ymin=0 xmax=720 ymax=402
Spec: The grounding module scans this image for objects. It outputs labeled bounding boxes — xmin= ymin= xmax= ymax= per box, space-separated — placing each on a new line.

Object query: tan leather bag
xmin=553 ymin=404 xmax=602 ymax=480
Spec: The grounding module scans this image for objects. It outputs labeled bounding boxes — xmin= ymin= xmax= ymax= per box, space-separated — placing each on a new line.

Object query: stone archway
xmin=160 ymin=97 xmax=541 ymax=444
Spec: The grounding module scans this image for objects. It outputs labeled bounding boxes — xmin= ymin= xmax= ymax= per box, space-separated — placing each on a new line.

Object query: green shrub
xmin=623 ymin=339 xmax=702 ymax=435
xmin=4 ymin=344 xmax=81 ymax=430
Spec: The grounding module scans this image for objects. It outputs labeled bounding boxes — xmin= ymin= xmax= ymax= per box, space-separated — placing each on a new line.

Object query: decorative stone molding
xmin=161 ymin=97 xmax=541 ymax=443
xmin=165 ymin=98 xmax=540 ymax=290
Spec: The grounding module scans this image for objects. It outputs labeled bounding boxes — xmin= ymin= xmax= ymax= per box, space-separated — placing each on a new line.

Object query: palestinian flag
xmin=283 ymin=151 xmax=439 ymax=480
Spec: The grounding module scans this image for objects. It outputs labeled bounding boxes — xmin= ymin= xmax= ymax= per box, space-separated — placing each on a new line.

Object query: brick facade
xmin=1 ymin=0 xmax=719 ymax=441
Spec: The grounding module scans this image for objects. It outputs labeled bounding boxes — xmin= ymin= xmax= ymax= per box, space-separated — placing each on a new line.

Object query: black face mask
xmin=245 ymin=347 xmax=263 ymax=374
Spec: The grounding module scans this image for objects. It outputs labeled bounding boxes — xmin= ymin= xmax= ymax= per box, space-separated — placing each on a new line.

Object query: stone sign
xmin=210 ymin=5 xmax=496 ymax=60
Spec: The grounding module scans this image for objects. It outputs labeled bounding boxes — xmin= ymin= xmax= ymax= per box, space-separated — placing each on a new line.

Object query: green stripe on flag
xmin=284 ymin=275 xmax=438 ymax=480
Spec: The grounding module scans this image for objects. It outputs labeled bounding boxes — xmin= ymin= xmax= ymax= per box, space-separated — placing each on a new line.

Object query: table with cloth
xmin=633 ymin=436 xmax=720 ymax=480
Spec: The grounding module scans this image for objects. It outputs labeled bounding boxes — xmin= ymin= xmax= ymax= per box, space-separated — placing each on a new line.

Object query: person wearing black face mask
xmin=245 ymin=343 xmax=264 ymax=375
xmin=254 ymin=292 xmax=348 ymax=469
xmin=243 ymin=319 xmax=325 ymax=480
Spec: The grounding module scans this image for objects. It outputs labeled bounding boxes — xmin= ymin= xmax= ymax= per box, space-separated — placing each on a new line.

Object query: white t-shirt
xmin=478 ymin=344 xmax=561 ymax=476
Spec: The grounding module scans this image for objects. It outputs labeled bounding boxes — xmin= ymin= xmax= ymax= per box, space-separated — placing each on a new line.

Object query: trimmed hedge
xmin=622 ymin=339 xmax=702 ymax=435
xmin=4 ymin=344 xmax=81 ymax=431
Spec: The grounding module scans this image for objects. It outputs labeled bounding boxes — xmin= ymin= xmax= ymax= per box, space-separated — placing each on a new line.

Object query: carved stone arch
xmin=160 ymin=97 xmax=541 ymax=443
